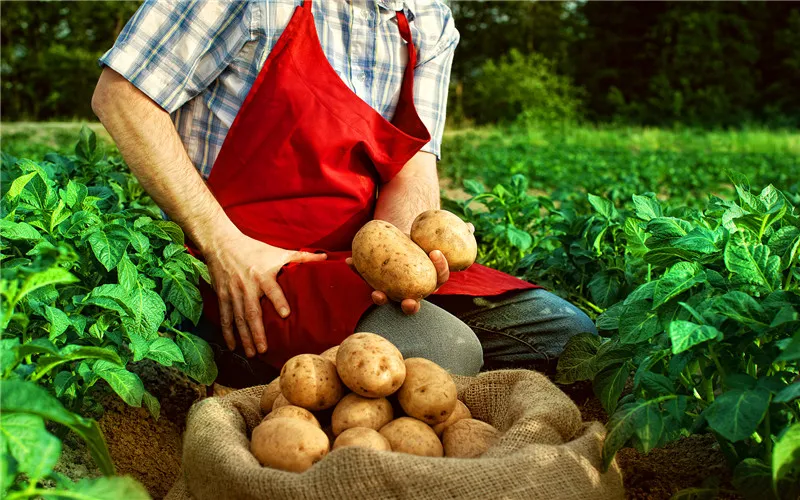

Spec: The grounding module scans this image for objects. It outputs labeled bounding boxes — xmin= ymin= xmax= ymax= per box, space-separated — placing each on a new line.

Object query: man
xmin=92 ymin=0 xmax=596 ymax=387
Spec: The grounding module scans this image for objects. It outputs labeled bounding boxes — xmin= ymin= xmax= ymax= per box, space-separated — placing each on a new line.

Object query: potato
xmin=272 ymin=393 xmax=291 ymax=411
xmin=280 ymin=354 xmax=344 ymax=411
xmin=250 ymin=417 xmax=329 ymax=472
xmin=260 ymin=377 xmax=282 ymax=415
xmin=264 ymin=405 xmax=321 ymax=428
xmin=332 ymin=427 xmax=391 ymax=451
xmin=442 ymin=419 xmax=500 ymax=458
xmin=410 ymin=210 xmax=477 ymax=271
xmin=397 ymin=358 xmax=458 ymax=425
xmin=379 ymin=417 xmax=442 ymax=457
xmin=336 ymin=333 xmax=406 ymax=397
xmin=432 ymin=400 xmax=472 ymax=436
xmin=351 ymin=220 xmax=437 ymax=301
xmin=320 ymin=345 xmax=339 ymax=365
xmin=331 ymin=393 xmax=393 ymax=436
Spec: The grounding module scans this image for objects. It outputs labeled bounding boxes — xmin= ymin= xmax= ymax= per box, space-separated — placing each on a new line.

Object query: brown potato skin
xmin=351 ymin=220 xmax=437 ymax=301
xmin=320 ymin=345 xmax=339 ymax=365
xmin=280 ymin=354 xmax=344 ymax=411
xmin=332 ymin=427 xmax=391 ymax=451
xmin=336 ymin=333 xmax=406 ymax=398
xmin=260 ymin=377 xmax=282 ymax=415
xmin=331 ymin=393 xmax=393 ymax=436
xmin=379 ymin=417 xmax=443 ymax=457
xmin=432 ymin=400 xmax=472 ymax=436
xmin=442 ymin=418 xmax=500 ymax=458
xmin=272 ymin=393 xmax=291 ymax=411
xmin=410 ymin=210 xmax=477 ymax=271
xmin=250 ymin=418 xmax=330 ymax=472
xmin=397 ymin=358 xmax=458 ymax=425
xmin=264 ymin=405 xmax=321 ymax=428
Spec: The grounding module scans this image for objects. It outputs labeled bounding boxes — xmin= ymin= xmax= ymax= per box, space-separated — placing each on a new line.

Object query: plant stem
xmin=708 ymin=345 xmax=726 ymax=382
xmin=576 ymin=296 xmax=604 ymax=314
xmin=764 ymin=402 xmax=772 ymax=463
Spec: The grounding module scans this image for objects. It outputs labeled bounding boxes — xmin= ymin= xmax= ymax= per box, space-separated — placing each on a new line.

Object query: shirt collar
xmin=377 ymin=0 xmax=416 ymax=21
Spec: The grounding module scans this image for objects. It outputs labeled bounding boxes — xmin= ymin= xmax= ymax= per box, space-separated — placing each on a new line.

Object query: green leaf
xmin=618 ymin=301 xmax=660 ymax=344
xmin=596 ymin=302 xmax=624 ymax=330
xmin=54 ymin=371 xmax=77 ymax=398
xmin=705 ymin=388 xmax=770 ymax=442
xmin=176 ymin=332 xmax=218 ymax=385
xmin=161 ymin=267 xmax=202 ymax=324
xmin=145 ymin=337 xmax=184 ymax=367
xmin=463 ymin=179 xmax=485 ymax=195
xmin=123 ymin=284 xmax=166 ymax=339
xmin=0 ymin=413 xmax=60 ymax=480
xmin=506 ymin=226 xmax=532 ymax=251
xmin=632 ymin=194 xmax=662 ymax=221
xmin=555 ymin=332 xmax=601 ymax=384
xmin=44 ymin=305 xmax=71 ymax=339
xmin=117 ymin=253 xmax=138 ymax=291
xmin=63 ymin=346 xmax=124 ymax=365
xmin=0 ymin=219 xmax=41 ymax=241
xmin=0 ymin=380 xmax=115 ymax=475
xmin=652 ymin=262 xmax=705 ymax=307
xmin=712 ymin=291 xmax=768 ymax=328
xmin=635 ymin=403 xmax=664 ymax=454
xmin=17 ymin=267 xmax=78 ymax=303
xmin=668 ymin=320 xmax=722 ymax=354
xmin=639 ymin=371 xmax=674 ymax=397
xmin=142 ymin=391 xmax=161 ymax=420
xmin=86 ymin=284 xmax=134 ymax=317
xmin=1 ymin=339 xmax=20 ymax=375
xmin=772 ymin=423 xmax=800 ymax=491
xmin=646 ymin=217 xmax=692 ymax=246
xmin=771 ymin=306 xmax=799 ymax=328
xmin=733 ymin=459 xmax=774 ymax=500
xmin=127 ymin=331 xmax=150 ymax=362
xmin=623 ymin=218 xmax=648 ymax=256
xmin=602 ymin=397 xmax=671 ymax=469
xmin=774 ymin=382 xmax=800 ymax=403
xmin=672 ymin=227 xmax=720 ymax=255
xmin=66 ymin=475 xmax=151 ymax=500
xmin=588 ymin=270 xmax=621 ymax=309
xmin=768 ymin=226 xmax=800 ymax=269
xmin=724 ymin=236 xmax=781 ymax=293
xmin=93 ymin=360 xmax=145 ymax=407
xmin=594 ymin=362 xmax=629 ymax=414
xmin=76 ymin=124 xmax=99 ymax=162
xmin=62 ymin=179 xmax=88 ymax=209
xmin=588 ymin=193 xmax=617 ymax=220
xmin=6 ymin=171 xmax=37 ymax=199
xmin=88 ymin=227 xmax=130 ymax=271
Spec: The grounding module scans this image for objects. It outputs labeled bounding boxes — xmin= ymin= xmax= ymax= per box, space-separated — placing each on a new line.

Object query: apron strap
xmin=395 ymin=11 xmax=416 ymax=68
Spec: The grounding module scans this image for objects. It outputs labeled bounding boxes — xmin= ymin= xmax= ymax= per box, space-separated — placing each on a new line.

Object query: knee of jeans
xmin=566 ymin=307 xmax=599 ymax=337
xmin=443 ymin=321 xmax=484 ymax=376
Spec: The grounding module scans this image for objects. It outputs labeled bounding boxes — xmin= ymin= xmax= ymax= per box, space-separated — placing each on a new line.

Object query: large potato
xmin=272 ymin=393 xmax=291 ymax=411
xmin=250 ymin=417 xmax=329 ymax=472
xmin=332 ymin=427 xmax=391 ymax=451
xmin=320 ymin=345 xmax=339 ymax=365
xmin=336 ymin=333 xmax=406 ymax=397
xmin=351 ymin=220 xmax=437 ymax=301
xmin=397 ymin=358 xmax=458 ymax=425
xmin=264 ymin=405 xmax=321 ymax=428
xmin=260 ymin=377 xmax=282 ymax=415
xmin=432 ymin=400 xmax=472 ymax=436
xmin=379 ymin=417 xmax=442 ymax=457
xmin=280 ymin=354 xmax=344 ymax=411
xmin=410 ymin=210 xmax=477 ymax=271
xmin=442 ymin=419 xmax=501 ymax=458
xmin=331 ymin=393 xmax=393 ymax=436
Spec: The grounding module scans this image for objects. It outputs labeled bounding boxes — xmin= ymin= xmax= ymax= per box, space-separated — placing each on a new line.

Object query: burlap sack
xmin=165 ymin=370 xmax=624 ymax=500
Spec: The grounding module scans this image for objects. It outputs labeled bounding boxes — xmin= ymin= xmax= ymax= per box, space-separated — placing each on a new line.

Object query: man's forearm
xmin=91 ymin=68 xmax=237 ymax=254
xmin=373 ymin=152 xmax=440 ymax=234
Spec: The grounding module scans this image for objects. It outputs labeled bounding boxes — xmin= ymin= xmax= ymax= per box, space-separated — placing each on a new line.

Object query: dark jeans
xmin=194 ymin=289 xmax=597 ymax=388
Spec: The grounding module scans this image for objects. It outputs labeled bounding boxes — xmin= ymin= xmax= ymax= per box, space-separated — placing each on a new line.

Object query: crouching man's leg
xmin=429 ymin=289 xmax=598 ymax=374
xmin=356 ymin=301 xmax=484 ymax=376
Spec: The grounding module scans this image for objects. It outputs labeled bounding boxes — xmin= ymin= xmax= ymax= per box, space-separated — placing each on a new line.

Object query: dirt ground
xmin=58 ymin=364 xmax=738 ymax=500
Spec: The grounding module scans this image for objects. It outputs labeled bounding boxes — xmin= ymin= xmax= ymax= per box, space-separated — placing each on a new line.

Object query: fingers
xmin=232 ymin=293 xmax=257 ymax=358
xmin=243 ymin=290 xmax=267 ymax=354
xmin=401 ymin=299 xmax=421 ymax=315
xmin=288 ymin=251 xmax=328 ymax=264
xmin=218 ymin=293 xmax=236 ymax=351
xmin=263 ymin=279 xmax=291 ymax=319
xmin=430 ymin=249 xmax=450 ymax=288
xmin=371 ymin=290 xmax=388 ymax=306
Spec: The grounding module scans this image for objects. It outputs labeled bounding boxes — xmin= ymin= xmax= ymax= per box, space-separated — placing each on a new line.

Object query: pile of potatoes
xmin=252 ymin=332 xmax=500 ymax=473
xmin=351 ymin=209 xmax=478 ymax=302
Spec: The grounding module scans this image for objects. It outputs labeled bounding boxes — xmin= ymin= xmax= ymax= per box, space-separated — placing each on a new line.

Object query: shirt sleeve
xmin=98 ymin=0 xmax=254 ymax=113
xmin=412 ymin=2 xmax=460 ymax=160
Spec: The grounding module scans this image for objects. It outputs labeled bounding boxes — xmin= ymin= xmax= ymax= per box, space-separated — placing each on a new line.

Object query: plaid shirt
xmin=100 ymin=0 xmax=459 ymax=178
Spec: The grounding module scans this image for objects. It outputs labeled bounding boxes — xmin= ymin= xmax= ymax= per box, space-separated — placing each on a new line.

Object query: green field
xmin=2 ymin=123 xmax=799 ymax=499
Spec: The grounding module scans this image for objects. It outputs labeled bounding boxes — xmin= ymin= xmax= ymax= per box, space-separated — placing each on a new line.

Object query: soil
xmin=58 ymin=365 xmax=740 ymax=500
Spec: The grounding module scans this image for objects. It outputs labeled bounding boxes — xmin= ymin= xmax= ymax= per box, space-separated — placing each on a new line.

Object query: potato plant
xmin=0 ymin=127 xmax=217 ymax=497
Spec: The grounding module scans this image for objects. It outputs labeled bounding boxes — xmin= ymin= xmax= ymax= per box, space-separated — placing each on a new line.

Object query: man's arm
xmin=91 ymin=68 xmax=324 ymax=357
xmin=373 ymin=151 xmax=440 ymax=234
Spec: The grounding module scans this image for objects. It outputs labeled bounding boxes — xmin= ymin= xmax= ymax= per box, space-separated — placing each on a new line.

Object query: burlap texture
xmin=165 ymin=370 xmax=624 ymax=500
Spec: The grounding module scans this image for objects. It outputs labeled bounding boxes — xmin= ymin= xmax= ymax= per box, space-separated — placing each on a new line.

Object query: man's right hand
xmin=205 ymin=231 xmax=327 ymax=358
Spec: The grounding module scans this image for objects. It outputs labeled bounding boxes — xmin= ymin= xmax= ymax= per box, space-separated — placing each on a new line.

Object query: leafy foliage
xmin=0 ymin=127 xmax=216 ymax=497
xmin=448 ymin=172 xmax=799 ymax=499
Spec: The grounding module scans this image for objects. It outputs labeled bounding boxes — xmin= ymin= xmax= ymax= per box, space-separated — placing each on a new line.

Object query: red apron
xmin=195 ymin=0 xmax=537 ymax=368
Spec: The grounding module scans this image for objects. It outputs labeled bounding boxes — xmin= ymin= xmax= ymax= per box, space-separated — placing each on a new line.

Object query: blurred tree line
xmin=2 ymin=1 xmax=799 ymax=127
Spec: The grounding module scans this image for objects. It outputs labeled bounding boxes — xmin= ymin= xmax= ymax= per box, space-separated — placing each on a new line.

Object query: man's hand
xmin=207 ymin=232 xmax=326 ymax=357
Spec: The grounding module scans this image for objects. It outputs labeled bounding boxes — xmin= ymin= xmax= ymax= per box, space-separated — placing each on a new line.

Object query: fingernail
xmin=257 ymin=343 xmax=267 ymax=352
xmin=245 ymin=348 xmax=255 ymax=357
xmin=279 ymin=307 xmax=289 ymax=318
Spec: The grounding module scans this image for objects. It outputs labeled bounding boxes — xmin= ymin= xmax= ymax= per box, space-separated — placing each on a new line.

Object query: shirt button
xmin=362 ymin=9 xmax=370 ymax=19
xmin=359 ymin=72 xmax=367 ymax=81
